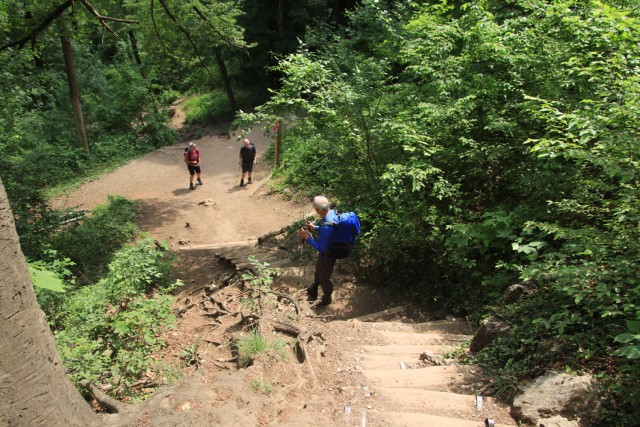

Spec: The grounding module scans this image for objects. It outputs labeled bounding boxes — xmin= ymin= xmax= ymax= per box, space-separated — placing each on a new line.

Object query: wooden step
xmin=376 ymin=387 xmax=515 ymax=424
xmin=177 ymin=240 xmax=257 ymax=251
xmin=374 ymin=331 xmax=472 ymax=346
xmin=348 ymin=351 xmax=459 ymax=370
xmin=360 ymin=365 xmax=475 ymax=389
xmin=359 ymin=344 xmax=465 ymax=358
xmin=372 ymin=411 xmax=516 ymax=427
xmin=360 ymin=320 xmax=472 ymax=335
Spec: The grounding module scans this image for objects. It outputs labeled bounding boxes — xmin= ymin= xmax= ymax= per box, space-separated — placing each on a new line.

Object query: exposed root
xmin=80 ymin=380 xmax=129 ymax=414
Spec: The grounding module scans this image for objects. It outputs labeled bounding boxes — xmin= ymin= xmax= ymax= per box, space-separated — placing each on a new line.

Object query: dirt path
xmin=52 ymin=118 xmax=303 ymax=249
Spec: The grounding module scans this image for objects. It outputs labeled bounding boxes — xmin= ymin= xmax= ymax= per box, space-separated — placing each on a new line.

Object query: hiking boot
xmin=240 ymin=179 xmax=244 ymax=187
xmin=197 ymin=178 xmax=203 ymax=185
xmin=305 ymin=286 xmax=318 ymax=301
xmin=248 ymin=177 xmax=252 ymax=184
xmin=318 ymin=296 xmax=332 ymax=306
xmin=190 ymin=183 xmax=195 ymax=190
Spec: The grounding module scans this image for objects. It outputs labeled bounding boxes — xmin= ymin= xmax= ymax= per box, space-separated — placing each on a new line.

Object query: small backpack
xmin=184 ymin=147 xmax=199 ymax=161
xmin=325 ymin=211 xmax=361 ymax=259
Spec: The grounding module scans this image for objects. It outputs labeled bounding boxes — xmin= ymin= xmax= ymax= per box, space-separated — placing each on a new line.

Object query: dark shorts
xmin=187 ymin=165 xmax=201 ymax=175
xmin=241 ymin=161 xmax=254 ymax=173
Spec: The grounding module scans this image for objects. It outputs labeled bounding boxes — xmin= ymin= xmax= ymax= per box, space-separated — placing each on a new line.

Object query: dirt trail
xmin=56 ymin=104 xmax=516 ymax=426
xmin=52 ymin=117 xmax=302 ymax=248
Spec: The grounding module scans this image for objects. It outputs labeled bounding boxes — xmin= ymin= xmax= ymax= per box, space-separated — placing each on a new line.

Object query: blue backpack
xmin=325 ymin=211 xmax=361 ymax=259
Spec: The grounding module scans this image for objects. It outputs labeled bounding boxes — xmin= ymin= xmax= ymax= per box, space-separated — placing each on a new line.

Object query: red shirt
xmin=185 ymin=148 xmax=200 ymax=164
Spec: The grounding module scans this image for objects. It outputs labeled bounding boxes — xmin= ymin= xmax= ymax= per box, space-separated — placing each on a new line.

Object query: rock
xmin=537 ymin=415 xmax=579 ymax=427
xmin=419 ymin=350 xmax=446 ymax=366
xmin=178 ymin=238 xmax=190 ymax=245
xmin=198 ymin=198 xmax=215 ymax=206
xmin=511 ymin=371 xmax=600 ymax=426
xmin=501 ymin=284 xmax=526 ymax=304
xmin=470 ymin=315 xmax=510 ymax=353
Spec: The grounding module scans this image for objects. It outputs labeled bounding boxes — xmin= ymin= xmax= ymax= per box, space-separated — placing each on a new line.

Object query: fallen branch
xmin=349 ymin=306 xmax=405 ymax=322
xmin=257 ymin=213 xmax=316 ymax=244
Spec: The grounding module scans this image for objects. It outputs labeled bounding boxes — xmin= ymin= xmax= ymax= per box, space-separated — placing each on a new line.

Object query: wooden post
xmin=275 ymin=119 xmax=283 ymax=167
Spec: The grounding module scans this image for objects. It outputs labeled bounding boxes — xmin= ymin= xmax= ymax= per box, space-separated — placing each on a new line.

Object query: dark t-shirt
xmin=240 ymin=144 xmax=256 ymax=163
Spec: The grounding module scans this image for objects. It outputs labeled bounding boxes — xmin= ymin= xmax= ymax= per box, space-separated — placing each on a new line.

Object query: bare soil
xmin=54 ymin=103 xmax=468 ymax=427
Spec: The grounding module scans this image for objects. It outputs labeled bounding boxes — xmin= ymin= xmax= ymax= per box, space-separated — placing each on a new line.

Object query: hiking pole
xmin=297 ymin=237 xmax=304 ymax=291
xmin=297 ymin=210 xmax=306 ymax=291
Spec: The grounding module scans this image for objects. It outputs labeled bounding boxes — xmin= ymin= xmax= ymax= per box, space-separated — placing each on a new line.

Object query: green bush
xmin=51 ymin=195 xmax=139 ymax=283
xmin=53 ymin=238 xmax=180 ymax=398
xmin=183 ymin=91 xmax=234 ymax=124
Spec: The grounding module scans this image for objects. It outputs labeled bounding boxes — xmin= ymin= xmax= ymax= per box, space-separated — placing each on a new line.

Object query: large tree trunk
xmin=59 ymin=16 xmax=90 ymax=153
xmin=0 ymin=178 xmax=102 ymax=426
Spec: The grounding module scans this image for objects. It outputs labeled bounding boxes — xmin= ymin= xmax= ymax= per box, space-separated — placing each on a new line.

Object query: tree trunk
xmin=128 ymin=30 xmax=143 ymax=66
xmin=277 ymin=0 xmax=286 ymax=37
xmin=0 ymin=178 xmax=102 ymax=426
xmin=214 ymin=48 xmax=237 ymax=112
xmin=59 ymin=16 xmax=90 ymax=153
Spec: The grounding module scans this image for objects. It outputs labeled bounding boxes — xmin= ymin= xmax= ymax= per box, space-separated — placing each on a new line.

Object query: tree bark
xmin=277 ymin=0 xmax=286 ymax=37
xmin=214 ymin=48 xmax=237 ymax=112
xmin=59 ymin=16 xmax=90 ymax=153
xmin=128 ymin=30 xmax=142 ymax=66
xmin=0 ymin=178 xmax=102 ymax=426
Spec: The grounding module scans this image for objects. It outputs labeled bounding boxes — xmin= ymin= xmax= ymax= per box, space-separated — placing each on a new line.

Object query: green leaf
xmin=28 ymin=264 xmax=66 ymax=293
xmin=626 ymin=320 xmax=640 ymax=334
xmin=613 ymin=345 xmax=640 ymax=360
xmin=112 ymin=321 xmax=130 ymax=335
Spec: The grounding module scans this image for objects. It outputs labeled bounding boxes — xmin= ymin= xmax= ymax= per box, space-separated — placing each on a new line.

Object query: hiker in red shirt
xmin=184 ymin=142 xmax=203 ymax=190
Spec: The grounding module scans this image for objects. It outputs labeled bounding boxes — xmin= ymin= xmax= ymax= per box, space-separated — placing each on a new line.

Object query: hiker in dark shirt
xmin=184 ymin=142 xmax=202 ymax=190
xmin=238 ymin=138 xmax=257 ymax=187
xmin=298 ymin=196 xmax=339 ymax=306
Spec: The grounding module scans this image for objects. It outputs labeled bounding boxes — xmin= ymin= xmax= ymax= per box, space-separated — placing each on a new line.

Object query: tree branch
xmin=150 ymin=0 xmax=168 ymax=57
xmin=189 ymin=4 xmax=247 ymax=52
xmin=0 ymin=0 xmax=139 ymax=52
xmin=78 ymin=0 xmax=139 ymax=38
xmin=0 ymin=0 xmax=73 ymax=51
xmin=157 ymin=0 xmax=213 ymax=80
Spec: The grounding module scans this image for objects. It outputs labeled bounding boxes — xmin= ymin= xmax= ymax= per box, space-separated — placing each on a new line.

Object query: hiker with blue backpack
xmin=298 ymin=196 xmax=360 ymax=306
xmin=184 ymin=142 xmax=203 ymax=190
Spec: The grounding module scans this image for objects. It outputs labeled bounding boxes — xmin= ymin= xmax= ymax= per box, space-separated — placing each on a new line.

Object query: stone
xmin=419 ymin=350 xmax=446 ymax=366
xmin=537 ymin=415 xmax=579 ymax=427
xmin=470 ymin=315 xmax=510 ymax=353
xmin=501 ymin=284 xmax=526 ymax=304
xmin=511 ymin=371 xmax=599 ymax=426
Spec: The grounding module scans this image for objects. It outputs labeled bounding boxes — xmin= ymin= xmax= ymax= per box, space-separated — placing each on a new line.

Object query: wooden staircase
xmin=351 ymin=320 xmax=517 ymax=426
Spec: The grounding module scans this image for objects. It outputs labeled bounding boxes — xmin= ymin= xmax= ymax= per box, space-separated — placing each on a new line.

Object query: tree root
xmin=273 ymin=321 xmax=325 ymax=361
xmin=80 ymin=380 xmax=129 ymax=414
xmin=272 ymin=292 xmax=301 ymax=315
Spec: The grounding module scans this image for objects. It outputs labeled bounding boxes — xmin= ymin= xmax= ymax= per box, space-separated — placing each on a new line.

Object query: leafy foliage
xmin=52 ymin=238 xmax=180 ymax=399
xmin=51 ymin=195 xmax=139 ymax=283
xmin=239 ymin=0 xmax=640 ymax=421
